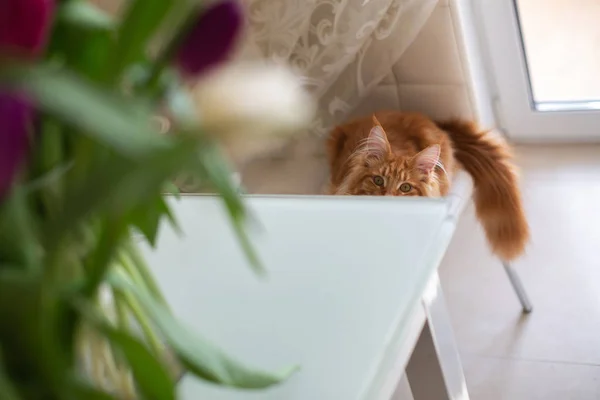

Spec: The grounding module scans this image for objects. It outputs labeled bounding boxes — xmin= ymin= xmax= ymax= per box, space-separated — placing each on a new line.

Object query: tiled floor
xmin=440 ymin=144 xmax=600 ymax=399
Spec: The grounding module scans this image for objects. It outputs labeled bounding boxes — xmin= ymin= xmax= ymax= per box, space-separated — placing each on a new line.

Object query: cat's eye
xmin=399 ymin=183 xmax=412 ymax=193
xmin=373 ymin=176 xmax=385 ymax=186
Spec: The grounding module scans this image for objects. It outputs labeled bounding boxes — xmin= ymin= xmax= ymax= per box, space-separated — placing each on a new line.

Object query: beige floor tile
xmin=441 ymin=197 xmax=600 ymax=364
xmin=462 ymin=355 xmax=600 ymax=400
xmin=440 ymin=144 xmax=600 ymax=397
xmin=515 ymin=144 xmax=600 ymax=181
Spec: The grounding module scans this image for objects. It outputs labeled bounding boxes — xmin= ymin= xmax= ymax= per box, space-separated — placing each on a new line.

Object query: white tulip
xmin=190 ymin=62 xmax=315 ymax=162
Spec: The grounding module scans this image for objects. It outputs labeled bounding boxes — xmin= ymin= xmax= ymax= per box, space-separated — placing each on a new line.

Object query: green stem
xmin=70 ymin=136 xmax=94 ymax=184
xmin=122 ymin=242 xmax=170 ymax=310
xmin=83 ymin=217 xmax=127 ymax=297
xmin=38 ymin=117 xmax=64 ymax=217
xmin=118 ymin=251 xmax=146 ymax=289
xmin=143 ymin=4 xmax=203 ymax=98
xmin=116 ymin=288 xmax=163 ymax=357
xmin=113 ymin=286 xmax=129 ymax=330
xmin=0 ymin=346 xmax=23 ymax=400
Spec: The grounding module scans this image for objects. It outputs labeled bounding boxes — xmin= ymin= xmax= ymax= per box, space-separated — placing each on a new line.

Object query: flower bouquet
xmin=0 ymin=0 xmax=312 ymax=399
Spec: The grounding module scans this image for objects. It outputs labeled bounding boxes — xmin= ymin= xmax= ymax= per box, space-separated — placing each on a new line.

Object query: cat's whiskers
xmin=350 ymin=137 xmax=390 ymax=167
xmin=341 ymin=138 xmax=371 ymax=171
xmin=435 ymin=159 xmax=449 ymax=180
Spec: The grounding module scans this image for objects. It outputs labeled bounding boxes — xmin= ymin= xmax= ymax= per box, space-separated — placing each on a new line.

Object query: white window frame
xmin=472 ymin=0 xmax=600 ymax=142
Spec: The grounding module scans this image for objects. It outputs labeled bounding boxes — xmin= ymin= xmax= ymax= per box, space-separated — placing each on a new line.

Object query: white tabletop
xmin=142 ymin=195 xmax=458 ymax=400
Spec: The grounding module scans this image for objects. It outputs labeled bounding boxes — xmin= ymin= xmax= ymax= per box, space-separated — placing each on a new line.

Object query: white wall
xmin=352 ymin=0 xmax=497 ymax=128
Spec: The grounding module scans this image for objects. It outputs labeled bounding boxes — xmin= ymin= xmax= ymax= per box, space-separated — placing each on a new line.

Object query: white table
xmin=143 ymin=195 xmax=469 ymax=400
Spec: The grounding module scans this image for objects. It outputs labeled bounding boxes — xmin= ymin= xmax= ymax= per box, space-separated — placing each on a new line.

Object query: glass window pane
xmin=516 ymin=0 xmax=600 ymax=104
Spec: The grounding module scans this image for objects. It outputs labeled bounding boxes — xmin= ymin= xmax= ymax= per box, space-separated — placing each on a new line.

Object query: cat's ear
xmin=365 ymin=116 xmax=391 ymax=160
xmin=413 ymin=144 xmax=441 ymax=174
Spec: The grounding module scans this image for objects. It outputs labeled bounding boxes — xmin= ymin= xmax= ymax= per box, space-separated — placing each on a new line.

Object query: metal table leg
xmin=503 ymin=262 xmax=533 ymax=313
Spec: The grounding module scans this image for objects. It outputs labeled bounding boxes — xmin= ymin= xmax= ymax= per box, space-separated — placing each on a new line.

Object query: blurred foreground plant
xmin=0 ymin=0 xmax=312 ymax=398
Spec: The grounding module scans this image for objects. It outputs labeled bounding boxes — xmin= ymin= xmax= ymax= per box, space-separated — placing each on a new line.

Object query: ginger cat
xmin=327 ymin=110 xmax=529 ymax=261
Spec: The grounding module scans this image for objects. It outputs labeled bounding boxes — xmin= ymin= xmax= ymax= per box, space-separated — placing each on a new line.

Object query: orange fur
xmin=327 ymin=111 xmax=529 ymax=261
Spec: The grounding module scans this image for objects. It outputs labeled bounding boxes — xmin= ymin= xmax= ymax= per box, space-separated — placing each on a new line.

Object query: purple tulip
xmin=0 ymin=0 xmax=54 ymax=57
xmin=176 ymin=1 xmax=243 ymax=77
xmin=0 ymin=93 xmax=31 ymax=197
xmin=0 ymin=0 xmax=52 ymax=196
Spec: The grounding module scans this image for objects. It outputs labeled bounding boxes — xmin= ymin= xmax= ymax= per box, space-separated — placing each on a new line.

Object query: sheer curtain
xmin=239 ymin=0 xmax=439 ymax=136
xmin=92 ymin=0 xmax=438 ymax=137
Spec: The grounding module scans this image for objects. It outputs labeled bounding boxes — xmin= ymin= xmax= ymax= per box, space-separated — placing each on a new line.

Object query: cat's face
xmin=345 ymin=155 xmax=439 ymax=196
xmin=335 ymin=116 xmax=444 ymax=197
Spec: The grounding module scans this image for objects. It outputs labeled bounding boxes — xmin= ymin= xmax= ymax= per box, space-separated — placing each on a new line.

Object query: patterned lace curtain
xmin=238 ymin=0 xmax=439 ymax=136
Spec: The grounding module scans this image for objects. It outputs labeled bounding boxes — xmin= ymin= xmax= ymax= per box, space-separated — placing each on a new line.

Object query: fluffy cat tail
xmin=436 ymin=119 xmax=529 ymax=260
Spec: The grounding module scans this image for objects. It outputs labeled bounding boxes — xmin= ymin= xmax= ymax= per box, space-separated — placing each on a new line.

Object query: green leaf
xmin=110 ymin=0 xmax=176 ymax=80
xmin=43 ymin=139 xmax=198 ymax=249
xmin=73 ymin=299 xmax=174 ymax=398
xmin=110 ymin=330 xmax=175 ymax=400
xmin=3 ymin=66 xmax=171 ymax=159
xmin=0 ymin=348 xmax=22 ymax=400
xmin=163 ymin=182 xmax=181 ymax=198
xmin=163 ymin=202 xmax=180 ymax=235
xmin=195 ymin=145 xmax=264 ymax=276
xmin=143 ymin=2 xmax=202 ymax=95
xmin=58 ymin=1 xmax=115 ymax=31
xmin=109 ymin=275 xmax=297 ymax=389
xmin=164 ymin=80 xmax=198 ymax=127
xmin=61 ymin=378 xmax=114 ymax=400
xmin=129 ymin=196 xmax=171 ymax=247
xmin=164 ymin=85 xmax=262 ymax=275
xmin=0 ymin=189 xmax=40 ymax=271
xmin=121 ymin=241 xmax=171 ymax=310
xmin=24 ymin=162 xmax=73 ymax=194
xmin=32 ymin=117 xmax=66 ymax=217
xmin=0 ymin=271 xmax=73 ymax=392
xmin=72 ymin=31 xmax=114 ymax=81
xmin=72 ymin=298 xmax=175 ymax=400
xmin=81 ymin=217 xmax=128 ymax=297
xmin=37 ymin=117 xmax=64 ymax=175
xmin=52 ymin=2 xmax=116 ymax=81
